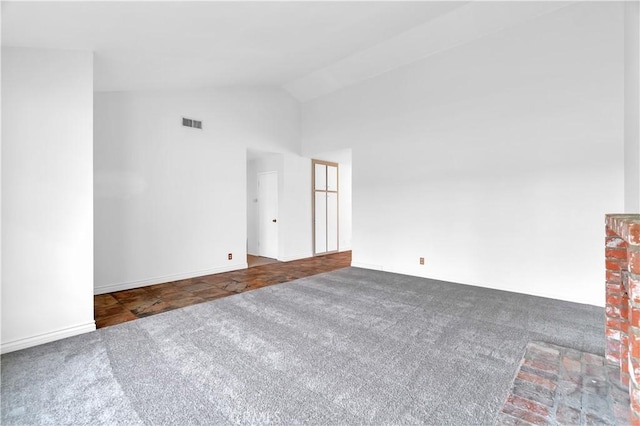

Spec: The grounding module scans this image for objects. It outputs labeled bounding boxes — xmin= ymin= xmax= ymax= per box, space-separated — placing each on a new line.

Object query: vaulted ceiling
xmin=2 ymin=1 xmax=572 ymax=101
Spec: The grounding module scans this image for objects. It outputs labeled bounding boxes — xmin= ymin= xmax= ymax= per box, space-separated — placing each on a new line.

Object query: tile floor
xmin=94 ymin=251 xmax=351 ymax=329
xmin=247 ymin=254 xmax=280 ymax=268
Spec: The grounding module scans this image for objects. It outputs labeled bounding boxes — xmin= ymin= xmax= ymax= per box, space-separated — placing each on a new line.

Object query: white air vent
xmin=182 ymin=117 xmax=203 ymax=130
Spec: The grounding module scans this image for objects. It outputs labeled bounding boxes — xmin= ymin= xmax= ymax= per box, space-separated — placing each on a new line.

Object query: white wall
xmin=247 ymin=152 xmax=313 ymax=261
xmin=2 ymin=47 xmax=95 ymax=352
xmin=338 ymin=162 xmax=352 ymax=251
xmin=301 ymin=2 xmax=624 ymax=306
xmin=94 ymin=87 xmax=300 ymax=294
xmin=280 ymin=153 xmax=313 ymax=260
xmin=626 ymin=0 xmax=640 ymax=213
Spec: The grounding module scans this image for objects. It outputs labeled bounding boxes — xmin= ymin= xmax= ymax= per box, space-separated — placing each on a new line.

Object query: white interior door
xmin=258 ymin=171 xmax=278 ymax=259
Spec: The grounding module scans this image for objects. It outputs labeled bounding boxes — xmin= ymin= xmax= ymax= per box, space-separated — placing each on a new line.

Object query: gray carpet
xmin=1 ymin=267 xmax=604 ymax=425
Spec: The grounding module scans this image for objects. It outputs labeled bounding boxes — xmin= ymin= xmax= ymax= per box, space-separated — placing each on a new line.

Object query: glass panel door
xmin=312 ymin=159 xmax=339 ymax=256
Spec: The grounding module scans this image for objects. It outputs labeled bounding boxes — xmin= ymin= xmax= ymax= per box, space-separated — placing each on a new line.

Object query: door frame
xmin=312 ymin=159 xmax=339 ymax=256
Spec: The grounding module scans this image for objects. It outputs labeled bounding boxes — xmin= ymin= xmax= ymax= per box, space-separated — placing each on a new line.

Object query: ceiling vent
xmin=182 ymin=117 xmax=203 ymax=130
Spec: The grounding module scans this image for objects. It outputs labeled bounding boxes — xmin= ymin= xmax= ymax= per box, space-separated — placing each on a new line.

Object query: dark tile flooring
xmin=247 ymin=254 xmax=280 ymax=268
xmin=94 ymin=251 xmax=351 ymax=329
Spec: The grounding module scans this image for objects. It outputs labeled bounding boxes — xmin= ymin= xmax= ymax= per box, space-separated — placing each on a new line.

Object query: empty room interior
xmin=2 ymin=1 xmax=640 ymax=424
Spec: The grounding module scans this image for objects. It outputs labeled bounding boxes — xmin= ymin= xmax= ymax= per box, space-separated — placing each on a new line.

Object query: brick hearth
xmin=498 ymin=341 xmax=629 ymax=425
xmin=498 ymin=215 xmax=640 ymax=425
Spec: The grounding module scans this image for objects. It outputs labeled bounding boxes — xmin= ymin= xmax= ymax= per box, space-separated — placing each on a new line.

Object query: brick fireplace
xmin=605 ymin=214 xmax=640 ymax=424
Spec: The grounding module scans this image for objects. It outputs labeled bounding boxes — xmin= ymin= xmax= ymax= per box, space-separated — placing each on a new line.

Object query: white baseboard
xmin=94 ymin=263 xmax=249 ymax=295
xmin=351 ymin=261 xmax=383 ymax=271
xmin=1 ymin=322 xmax=96 ymax=354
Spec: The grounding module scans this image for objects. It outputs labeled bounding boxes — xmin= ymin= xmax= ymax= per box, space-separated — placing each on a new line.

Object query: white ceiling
xmin=1 ymin=1 xmax=573 ymax=101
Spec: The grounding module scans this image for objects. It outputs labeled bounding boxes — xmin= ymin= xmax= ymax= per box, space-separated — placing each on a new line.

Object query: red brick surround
xmin=605 ymin=214 xmax=640 ymax=424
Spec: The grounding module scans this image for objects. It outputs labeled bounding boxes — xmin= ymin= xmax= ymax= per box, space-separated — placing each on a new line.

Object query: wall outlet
xmin=228 ymin=253 xmax=233 ymax=260
xmin=419 ymin=257 xmax=425 ymax=265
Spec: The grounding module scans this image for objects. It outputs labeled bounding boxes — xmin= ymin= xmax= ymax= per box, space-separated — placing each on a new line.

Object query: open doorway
xmin=246 ymin=148 xmax=351 ymax=266
xmin=247 ymin=150 xmax=282 ymax=268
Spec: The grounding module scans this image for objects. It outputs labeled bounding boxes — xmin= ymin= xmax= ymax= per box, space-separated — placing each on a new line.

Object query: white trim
xmin=278 ymin=253 xmax=313 ymax=262
xmin=94 ymin=263 xmax=248 ymax=295
xmin=1 ymin=322 xmax=96 ymax=354
xmin=350 ymin=262 xmax=383 ymax=271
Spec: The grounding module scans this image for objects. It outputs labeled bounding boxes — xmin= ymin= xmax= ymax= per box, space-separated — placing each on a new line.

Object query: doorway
xmin=258 ymin=171 xmax=279 ymax=260
xmin=312 ymin=159 xmax=339 ymax=256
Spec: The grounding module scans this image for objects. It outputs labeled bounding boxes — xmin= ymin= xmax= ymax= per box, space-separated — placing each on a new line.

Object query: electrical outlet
xmin=228 ymin=253 xmax=233 ymax=260
xmin=419 ymin=257 xmax=425 ymax=265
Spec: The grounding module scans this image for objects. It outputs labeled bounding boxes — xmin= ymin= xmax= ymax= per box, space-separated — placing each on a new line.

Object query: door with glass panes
xmin=312 ymin=160 xmax=338 ymax=255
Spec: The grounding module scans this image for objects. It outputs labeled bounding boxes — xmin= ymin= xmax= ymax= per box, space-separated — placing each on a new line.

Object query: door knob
xmin=272 ymin=219 xmax=277 ymax=223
